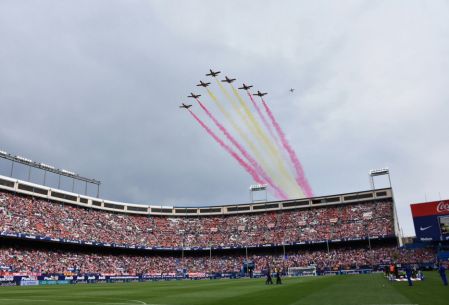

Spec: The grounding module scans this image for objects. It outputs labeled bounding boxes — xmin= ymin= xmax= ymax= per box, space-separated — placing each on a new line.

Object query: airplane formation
xmin=179 ymin=69 xmax=313 ymax=200
xmin=180 ymin=69 xmax=271 ymax=109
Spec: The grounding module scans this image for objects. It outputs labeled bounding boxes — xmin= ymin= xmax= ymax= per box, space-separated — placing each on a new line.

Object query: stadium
xmin=0 ymin=166 xmax=448 ymax=304
xmin=2 ymin=1 xmax=449 ymax=305
xmin=0 ymin=173 xmax=404 ymax=274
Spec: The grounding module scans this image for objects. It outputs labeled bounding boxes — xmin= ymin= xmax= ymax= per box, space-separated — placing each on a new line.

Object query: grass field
xmin=0 ymin=272 xmax=448 ymax=305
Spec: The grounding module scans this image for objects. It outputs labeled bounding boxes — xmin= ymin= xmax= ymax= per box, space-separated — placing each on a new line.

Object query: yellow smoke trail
xmin=206 ymin=88 xmax=292 ymax=196
xmin=216 ymin=80 xmax=303 ymax=198
xmin=231 ymin=85 xmax=297 ymax=184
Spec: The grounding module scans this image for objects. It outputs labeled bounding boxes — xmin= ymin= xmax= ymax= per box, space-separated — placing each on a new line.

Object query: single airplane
xmin=206 ymin=69 xmax=221 ymax=77
xmin=188 ymin=93 xmax=201 ymax=99
xmin=196 ymin=81 xmax=211 ymax=87
xmin=238 ymin=83 xmax=253 ymax=91
xmin=254 ymin=91 xmax=267 ymax=97
xmin=221 ymin=76 xmax=236 ymax=83
xmin=290 ymin=88 xmax=295 ymax=93
xmin=179 ymin=103 xmax=192 ymax=109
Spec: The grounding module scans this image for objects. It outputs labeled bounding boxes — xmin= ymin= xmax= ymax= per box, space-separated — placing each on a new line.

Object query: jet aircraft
xmin=188 ymin=93 xmax=201 ymax=99
xmin=238 ymin=83 xmax=253 ymax=90
xmin=221 ymin=76 xmax=236 ymax=83
xmin=196 ymin=81 xmax=210 ymax=87
xmin=179 ymin=103 xmax=192 ymax=109
xmin=206 ymin=69 xmax=221 ymax=77
xmin=254 ymin=91 xmax=267 ymax=97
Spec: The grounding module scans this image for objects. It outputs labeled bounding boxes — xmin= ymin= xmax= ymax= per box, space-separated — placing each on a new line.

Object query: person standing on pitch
xmin=389 ymin=263 xmax=395 ymax=281
xmin=265 ymin=267 xmax=273 ymax=285
xmin=275 ymin=268 xmax=282 ymax=285
xmin=438 ymin=262 xmax=448 ymax=286
xmin=405 ymin=265 xmax=413 ymax=286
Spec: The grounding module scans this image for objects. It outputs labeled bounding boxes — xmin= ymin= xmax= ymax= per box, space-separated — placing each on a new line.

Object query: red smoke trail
xmin=248 ymin=92 xmax=293 ymax=191
xmin=195 ymin=99 xmax=288 ymax=200
xmin=188 ymin=109 xmax=265 ymax=188
xmin=247 ymin=92 xmax=282 ymax=151
xmin=260 ymin=98 xmax=313 ymax=197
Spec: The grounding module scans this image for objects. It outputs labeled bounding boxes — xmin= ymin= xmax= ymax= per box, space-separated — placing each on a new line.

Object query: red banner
xmin=411 ymin=199 xmax=449 ymax=217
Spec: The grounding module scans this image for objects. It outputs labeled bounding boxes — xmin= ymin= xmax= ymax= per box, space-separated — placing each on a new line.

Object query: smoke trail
xmin=234 ymin=86 xmax=293 ymax=178
xmin=206 ymin=87 xmax=291 ymax=197
xmin=247 ymin=91 xmax=295 ymax=188
xmin=218 ymin=80 xmax=302 ymax=198
xmin=195 ymin=98 xmax=288 ymax=200
xmin=188 ymin=109 xmax=264 ymax=187
xmin=247 ymin=92 xmax=281 ymax=151
xmin=260 ymin=98 xmax=313 ymax=197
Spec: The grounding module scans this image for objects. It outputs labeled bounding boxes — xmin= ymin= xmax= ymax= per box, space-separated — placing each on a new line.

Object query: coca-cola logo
xmin=437 ymin=201 xmax=449 ymax=213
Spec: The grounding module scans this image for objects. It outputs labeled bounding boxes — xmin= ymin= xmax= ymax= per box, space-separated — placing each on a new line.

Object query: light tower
xmin=369 ymin=167 xmax=402 ymax=246
xmin=0 ymin=150 xmax=101 ymax=197
xmin=369 ymin=167 xmax=391 ymax=190
xmin=249 ymin=184 xmax=267 ymax=203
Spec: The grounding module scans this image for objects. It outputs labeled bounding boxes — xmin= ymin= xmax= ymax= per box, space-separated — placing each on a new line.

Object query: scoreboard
xmin=411 ymin=199 xmax=449 ymax=242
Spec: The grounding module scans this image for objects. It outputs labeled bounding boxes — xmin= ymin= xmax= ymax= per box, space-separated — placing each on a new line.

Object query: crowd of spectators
xmin=0 ymin=246 xmax=436 ymax=276
xmin=252 ymin=247 xmax=436 ymax=272
xmin=0 ymin=191 xmax=395 ymax=248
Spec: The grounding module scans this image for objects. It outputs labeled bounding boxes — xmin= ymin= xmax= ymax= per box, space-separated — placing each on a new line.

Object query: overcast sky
xmin=1 ymin=0 xmax=449 ymax=236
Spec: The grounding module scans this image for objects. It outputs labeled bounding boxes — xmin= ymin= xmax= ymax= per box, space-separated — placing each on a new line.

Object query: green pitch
xmin=0 ymin=272 xmax=448 ymax=305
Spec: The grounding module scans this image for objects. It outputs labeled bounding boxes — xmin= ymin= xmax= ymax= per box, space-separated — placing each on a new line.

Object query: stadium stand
xmin=0 ymin=176 xmax=437 ymax=279
xmin=0 ymin=190 xmax=395 ymax=248
xmin=0 ymin=244 xmax=436 ymax=276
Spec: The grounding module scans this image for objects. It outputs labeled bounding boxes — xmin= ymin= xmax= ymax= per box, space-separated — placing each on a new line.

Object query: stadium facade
xmin=0 ymin=174 xmax=395 ymax=216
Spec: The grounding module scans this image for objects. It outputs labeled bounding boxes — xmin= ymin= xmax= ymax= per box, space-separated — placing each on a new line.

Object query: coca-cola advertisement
xmin=437 ymin=201 xmax=449 ymax=213
xmin=411 ymin=200 xmax=449 ymax=218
